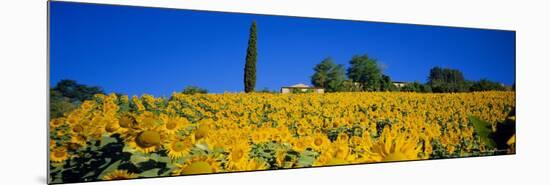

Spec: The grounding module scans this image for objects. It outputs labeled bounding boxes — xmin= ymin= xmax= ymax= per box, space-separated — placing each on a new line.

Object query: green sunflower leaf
xmin=139 ymin=168 xmax=161 ymax=177
xmin=97 ymin=160 xmax=122 ymax=179
xmin=99 ymin=135 xmax=118 ymax=148
xmin=469 ymin=116 xmax=496 ymax=149
xmin=296 ymin=150 xmax=317 ymax=167
xmin=130 ymin=153 xmax=150 ymax=165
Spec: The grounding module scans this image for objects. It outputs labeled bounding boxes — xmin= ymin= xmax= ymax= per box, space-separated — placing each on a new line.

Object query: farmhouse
xmin=280 ymin=83 xmax=324 ymax=94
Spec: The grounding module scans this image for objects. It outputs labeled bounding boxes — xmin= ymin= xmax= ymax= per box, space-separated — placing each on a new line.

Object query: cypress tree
xmin=244 ymin=21 xmax=257 ymax=93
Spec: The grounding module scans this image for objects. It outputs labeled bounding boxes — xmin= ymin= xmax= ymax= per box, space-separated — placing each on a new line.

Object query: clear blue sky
xmin=50 ymin=1 xmax=515 ymax=96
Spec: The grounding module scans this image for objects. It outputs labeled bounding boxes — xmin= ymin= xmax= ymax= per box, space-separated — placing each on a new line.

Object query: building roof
xmin=281 ymin=83 xmax=323 ymax=89
xmin=392 ymin=81 xmax=409 ymax=84
xmin=290 ymin=83 xmax=310 ymax=88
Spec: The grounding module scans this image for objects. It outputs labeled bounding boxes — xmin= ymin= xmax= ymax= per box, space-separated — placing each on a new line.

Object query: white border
xmin=1 ymin=0 xmax=550 ymax=184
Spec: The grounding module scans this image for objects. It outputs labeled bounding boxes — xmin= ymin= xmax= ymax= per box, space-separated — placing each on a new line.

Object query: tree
xmin=398 ymin=82 xmax=432 ymax=93
xmin=470 ymin=79 xmax=506 ymax=91
xmin=244 ymin=21 xmax=258 ymax=93
xmin=52 ymin=79 xmax=104 ymax=103
xmin=311 ymin=58 xmax=346 ymax=92
xmin=347 ymin=54 xmax=383 ymax=91
xmin=258 ymin=87 xmax=276 ymax=93
xmin=401 ymin=82 xmax=422 ymax=92
xmin=182 ymin=86 xmax=208 ymax=94
xmin=427 ymin=67 xmax=469 ymax=92
xmin=420 ymin=83 xmax=432 ymax=93
xmin=379 ymin=74 xmax=395 ymax=91
xmin=50 ymin=89 xmax=77 ymax=119
xmin=50 ymin=80 xmax=104 ymax=118
xmin=340 ymin=80 xmax=363 ymax=92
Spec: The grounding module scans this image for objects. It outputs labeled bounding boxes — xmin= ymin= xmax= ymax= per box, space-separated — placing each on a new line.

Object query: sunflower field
xmin=49 ymin=91 xmax=515 ymax=183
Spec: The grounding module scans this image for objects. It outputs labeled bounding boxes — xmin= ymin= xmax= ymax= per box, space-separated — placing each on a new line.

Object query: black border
xmin=46 ymin=1 xmax=517 ymax=184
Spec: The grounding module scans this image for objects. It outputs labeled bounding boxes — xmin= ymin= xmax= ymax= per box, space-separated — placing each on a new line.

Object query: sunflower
xmin=56 ymin=129 xmax=67 ymax=138
xmin=103 ymin=101 xmax=119 ymax=113
xmin=172 ymin=156 xmax=222 ymax=175
xmin=49 ymin=139 xmax=56 ymax=148
xmin=164 ymin=136 xmax=195 ymax=160
xmin=90 ymin=116 xmax=105 ymax=128
xmin=330 ymin=142 xmax=350 ymax=160
xmin=126 ymin=128 xmax=166 ymax=154
xmin=226 ymin=142 xmax=251 ymax=170
xmin=349 ymin=136 xmax=363 ymax=147
xmin=69 ymin=124 xmax=85 ymax=135
xmin=273 ymin=126 xmax=292 ymax=143
xmin=507 ymin=134 xmax=516 ymax=153
xmin=242 ymin=158 xmax=269 ymax=171
xmin=104 ymin=117 xmax=121 ymax=133
xmin=66 ymin=115 xmax=80 ymax=126
xmin=70 ymin=134 xmax=87 ymax=147
xmin=49 ymin=118 xmax=65 ymax=129
xmin=50 ymin=147 xmax=69 ymax=163
xmin=201 ymin=133 xmax=225 ymax=151
xmin=194 ymin=119 xmax=213 ymax=141
xmin=349 ymin=132 xmax=383 ymax=163
xmin=80 ymin=100 xmax=95 ymax=110
xmin=250 ymin=129 xmax=270 ymax=143
xmin=336 ymin=133 xmax=349 ymax=143
xmin=291 ymin=137 xmax=309 ymax=152
xmin=372 ymin=126 xmax=421 ymax=162
xmin=163 ymin=116 xmax=188 ymax=135
xmin=275 ymin=149 xmax=287 ymax=167
xmin=310 ymin=133 xmax=330 ymax=151
xmin=115 ymin=114 xmax=137 ymax=138
xmin=296 ymin=125 xmax=309 ymax=136
xmin=119 ymin=114 xmax=137 ymax=129
xmin=101 ymin=170 xmax=137 ymax=181
xmin=313 ymin=141 xmax=353 ymax=167
xmin=140 ymin=116 xmax=158 ymax=128
xmin=326 ymin=158 xmax=348 ymax=166
xmin=313 ymin=151 xmax=334 ymax=167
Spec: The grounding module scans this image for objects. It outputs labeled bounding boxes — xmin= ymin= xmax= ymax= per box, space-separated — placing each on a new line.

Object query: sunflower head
xmin=311 ymin=133 xmax=330 ymax=151
xmin=50 ymin=147 xmax=69 ymax=163
xmin=327 ymin=158 xmax=348 ymax=166
xmin=165 ymin=120 xmax=178 ymax=130
xmin=173 ymin=156 xmax=221 ymax=175
xmin=71 ymin=125 xmax=84 ymax=133
xmin=382 ymin=151 xmax=410 ymax=162
xmin=119 ymin=115 xmax=136 ymax=128
xmin=292 ymin=137 xmax=309 ymax=152
xmin=244 ymin=159 xmax=269 ymax=171
xmin=49 ymin=118 xmax=65 ymax=128
xmin=105 ymin=119 xmax=120 ymax=133
xmin=102 ymin=170 xmax=137 ymax=181
xmin=136 ymin=130 xmax=161 ymax=148
xmin=373 ymin=126 xmax=421 ymax=162
xmin=194 ymin=123 xmax=211 ymax=140
xmin=165 ymin=136 xmax=194 ymax=160
xmin=49 ymin=139 xmax=56 ymax=148
xmin=181 ymin=161 xmax=213 ymax=174
xmin=229 ymin=144 xmax=249 ymax=162
xmin=70 ymin=134 xmax=87 ymax=146
xmin=331 ymin=143 xmax=350 ymax=159
xmin=67 ymin=142 xmax=82 ymax=151
xmin=163 ymin=117 xmax=189 ymax=135
xmin=337 ymin=133 xmax=349 ymax=143
xmin=141 ymin=117 xmax=158 ymax=128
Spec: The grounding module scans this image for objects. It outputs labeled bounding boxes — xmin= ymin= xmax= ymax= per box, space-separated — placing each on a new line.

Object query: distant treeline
xmin=50 ymin=80 xmax=104 ymax=118
xmin=310 ymin=54 xmax=514 ymax=93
